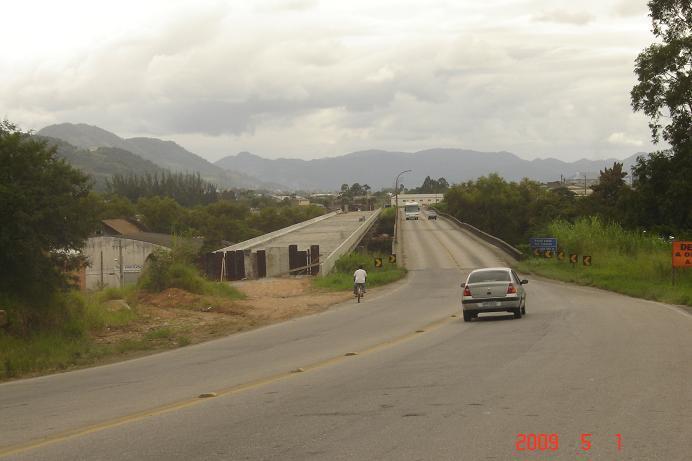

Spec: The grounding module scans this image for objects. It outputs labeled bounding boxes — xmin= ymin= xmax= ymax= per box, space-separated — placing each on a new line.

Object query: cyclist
xmin=353 ymin=264 xmax=367 ymax=296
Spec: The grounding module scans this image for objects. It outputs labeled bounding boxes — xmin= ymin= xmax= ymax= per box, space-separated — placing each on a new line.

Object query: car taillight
xmin=507 ymin=283 xmax=517 ymax=294
xmin=463 ymin=286 xmax=471 ymax=296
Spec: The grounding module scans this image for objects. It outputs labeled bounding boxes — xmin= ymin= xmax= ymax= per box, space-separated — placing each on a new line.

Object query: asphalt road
xmin=2 ymin=214 xmax=692 ymax=460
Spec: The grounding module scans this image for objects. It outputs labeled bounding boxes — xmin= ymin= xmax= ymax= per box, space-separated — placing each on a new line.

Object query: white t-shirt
xmin=354 ymin=269 xmax=367 ymax=284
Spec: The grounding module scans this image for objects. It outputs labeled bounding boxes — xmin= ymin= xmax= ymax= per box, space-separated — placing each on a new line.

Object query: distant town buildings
xmin=543 ymin=175 xmax=600 ymax=197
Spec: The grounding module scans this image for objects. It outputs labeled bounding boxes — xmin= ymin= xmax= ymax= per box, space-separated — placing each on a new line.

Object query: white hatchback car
xmin=461 ymin=267 xmax=528 ymax=322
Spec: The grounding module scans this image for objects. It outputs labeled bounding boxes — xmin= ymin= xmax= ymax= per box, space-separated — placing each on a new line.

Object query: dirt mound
xmin=97 ymin=278 xmax=352 ymax=349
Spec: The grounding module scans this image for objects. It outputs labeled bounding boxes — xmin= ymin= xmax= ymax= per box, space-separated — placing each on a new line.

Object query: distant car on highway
xmin=461 ymin=268 xmax=527 ymax=322
xmin=427 ymin=210 xmax=437 ymax=220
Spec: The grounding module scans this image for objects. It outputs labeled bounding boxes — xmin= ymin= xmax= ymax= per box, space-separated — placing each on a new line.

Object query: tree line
xmin=107 ymin=171 xmax=219 ymax=207
xmin=439 ymin=157 xmax=689 ymax=248
xmin=98 ymin=194 xmax=324 ymax=251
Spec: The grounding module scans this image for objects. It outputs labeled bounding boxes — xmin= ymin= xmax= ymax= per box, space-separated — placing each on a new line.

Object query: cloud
xmin=532 ymin=9 xmax=595 ymax=26
xmin=612 ymin=0 xmax=648 ymax=18
xmin=607 ymin=132 xmax=644 ymax=147
xmin=263 ymin=0 xmax=320 ymax=11
xmin=0 ymin=0 xmax=657 ymax=162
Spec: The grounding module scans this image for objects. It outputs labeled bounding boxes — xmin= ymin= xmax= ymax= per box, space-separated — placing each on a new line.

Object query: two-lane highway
xmin=2 ymin=213 xmax=692 ymax=460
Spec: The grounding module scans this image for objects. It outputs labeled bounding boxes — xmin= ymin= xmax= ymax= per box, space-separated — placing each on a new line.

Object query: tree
xmin=0 ymin=121 xmax=99 ymax=302
xmin=97 ymin=194 xmax=136 ymax=219
xmin=584 ymin=162 xmax=631 ymax=221
xmin=349 ymin=183 xmax=364 ymax=196
xmin=629 ymin=151 xmax=692 ymax=234
xmin=409 ymin=176 xmax=450 ymax=194
xmin=631 ymin=0 xmax=692 ymax=150
xmin=136 ymin=196 xmax=185 ymax=233
xmin=629 ymin=1 xmax=692 ymax=235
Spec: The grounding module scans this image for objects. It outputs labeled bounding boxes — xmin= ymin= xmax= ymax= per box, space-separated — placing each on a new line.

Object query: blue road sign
xmin=529 ymin=237 xmax=558 ymax=252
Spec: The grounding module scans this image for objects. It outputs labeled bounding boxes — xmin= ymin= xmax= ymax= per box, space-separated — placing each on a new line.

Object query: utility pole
xmin=118 ymin=239 xmax=124 ymax=289
xmin=393 ymin=169 xmax=412 ymax=247
xmin=583 ymin=174 xmax=587 ymax=197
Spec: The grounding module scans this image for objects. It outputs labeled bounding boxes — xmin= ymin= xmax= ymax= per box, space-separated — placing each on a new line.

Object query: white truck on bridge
xmin=404 ymin=201 xmax=420 ymax=220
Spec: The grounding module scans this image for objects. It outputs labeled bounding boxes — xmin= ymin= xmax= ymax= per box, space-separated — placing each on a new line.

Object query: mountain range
xmin=38 ymin=123 xmax=281 ymax=190
xmin=215 ymin=149 xmax=643 ymax=191
xmin=38 ymin=123 xmax=644 ymax=192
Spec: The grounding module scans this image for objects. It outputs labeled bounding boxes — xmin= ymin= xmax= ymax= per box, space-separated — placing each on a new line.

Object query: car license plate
xmin=480 ymin=301 xmax=502 ymax=307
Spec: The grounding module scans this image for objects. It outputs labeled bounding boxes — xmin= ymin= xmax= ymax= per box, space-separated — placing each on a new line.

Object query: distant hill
xmin=39 ymin=136 xmax=165 ymax=190
xmin=215 ymin=149 xmax=645 ymax=191
xmin=38 ymin=123 xmax=283 ymax=190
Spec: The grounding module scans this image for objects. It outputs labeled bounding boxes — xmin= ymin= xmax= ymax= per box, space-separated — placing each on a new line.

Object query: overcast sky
xmin=0 ymin=0 xmax=659 ymax=162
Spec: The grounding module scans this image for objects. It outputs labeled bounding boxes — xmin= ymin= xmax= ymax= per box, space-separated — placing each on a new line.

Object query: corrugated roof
xmin=102 ymin=219 xmax=144 ymax=235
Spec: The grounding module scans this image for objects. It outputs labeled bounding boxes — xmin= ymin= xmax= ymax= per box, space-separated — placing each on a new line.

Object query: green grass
xmin=314 ymin=251 xmax=407 ymax=291
xmin=0 ymin=251 xmax=244 ymax=381
xmin=200 ymin=280 xmax=246 ymax=299
xmin=96 ymin=285 xmax=137 ymax=303
xmin=0 ymin=289 xmax=143 ymax=380
xmin=517 ymin=217 xmax=692 ymax=306
xmin=144 ymin=327 xmax=175 ymax=341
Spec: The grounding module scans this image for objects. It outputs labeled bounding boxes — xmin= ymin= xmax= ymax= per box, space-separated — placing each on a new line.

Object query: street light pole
xmin=393 ymin=169 xmax=412 ymax=247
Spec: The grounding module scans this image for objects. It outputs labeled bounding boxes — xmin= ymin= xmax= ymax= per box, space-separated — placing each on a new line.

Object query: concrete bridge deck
xmin=214 ymin=210 xmax=380 ymax=277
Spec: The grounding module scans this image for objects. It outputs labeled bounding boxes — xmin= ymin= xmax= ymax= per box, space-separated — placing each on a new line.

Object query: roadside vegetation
xmin=0 ymin=240 xmax=246 ymax=380
xmin=313 ymin=252 xmax=407 ymax=292
xmin=137 ymin=240 xmax=245 ymax=300
xmin=0 ymin=122 xmax=322 ymax=381
xmin=517 ymin=218 xmax=692 ymax=306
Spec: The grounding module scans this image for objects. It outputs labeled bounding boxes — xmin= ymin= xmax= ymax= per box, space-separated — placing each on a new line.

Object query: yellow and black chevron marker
xmin=389 ymin=254 xmax=396 ymax=264
xmin=557 ymin=250 xmax=565 ymax=260
xmin=544 ymin=250 xmax=553 ymax=258
xmin=583 ymin=255 xmax=592 ymax=266
xmin=569 ymin=254 xmax=578 ymax=264
xmin=374 ymin=257 xmax=383 ymax=268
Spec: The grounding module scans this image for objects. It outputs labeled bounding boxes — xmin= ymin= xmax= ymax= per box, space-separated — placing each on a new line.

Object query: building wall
xmin=390 ymin=193 xmax=444 ymax=207
xmin=265 ymin=247 xmax=290 ymax=277
xmin=83 ymin=237 xmax=168 ymax=290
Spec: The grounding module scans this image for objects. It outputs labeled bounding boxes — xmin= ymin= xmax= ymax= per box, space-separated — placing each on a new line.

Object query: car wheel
xmin=513 ymin=308 xmax=522 ymax=319
xmin=521 ymin=304 xmax=526 ymax=315
xmin=463 ymin=311 xmax=473 ymax=322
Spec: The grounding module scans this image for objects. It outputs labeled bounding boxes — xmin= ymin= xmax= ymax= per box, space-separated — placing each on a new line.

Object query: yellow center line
xmin=0 ymin=316 xmax=455 ymax=458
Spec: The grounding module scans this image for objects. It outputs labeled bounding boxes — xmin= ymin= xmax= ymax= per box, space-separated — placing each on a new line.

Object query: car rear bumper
xmin=462 ymin=298 xmax=520 ymax=311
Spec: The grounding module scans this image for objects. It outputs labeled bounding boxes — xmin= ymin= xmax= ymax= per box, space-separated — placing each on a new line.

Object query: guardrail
xmin=214 ymin=211 xmax=339 ymax=253
xmin=437 ymin=211 xmax=524 ymax=260
xmin=321 ymin=209 xmax=382 ymax=276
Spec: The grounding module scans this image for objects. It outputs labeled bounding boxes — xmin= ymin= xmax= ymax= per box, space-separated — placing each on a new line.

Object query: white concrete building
xmin=391 ymin=193 xmax=444 ymax=207
xmin=83 ymin=236 xmax=167 ymax=290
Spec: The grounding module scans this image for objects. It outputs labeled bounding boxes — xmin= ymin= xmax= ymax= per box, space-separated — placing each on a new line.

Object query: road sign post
xmin=529 ymin=238 xmax=558 ymax=257
xmin=672 ymin=241 xmax=692 ymax=268
xmin=672 ymin=241 xmax=692 ymax=286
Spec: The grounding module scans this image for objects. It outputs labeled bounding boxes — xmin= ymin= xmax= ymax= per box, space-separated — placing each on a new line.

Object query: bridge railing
xmin=437 ymin=211 xmax=524 ymax=260
xmin=321 ymin=209 xmax=382 ymax=276
xmin=214 ymin=211 xmax=339 ymax=253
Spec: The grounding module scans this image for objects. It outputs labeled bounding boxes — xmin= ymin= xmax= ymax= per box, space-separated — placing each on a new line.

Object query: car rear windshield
xmin=468 ymin=270 xmax=510 ymax=283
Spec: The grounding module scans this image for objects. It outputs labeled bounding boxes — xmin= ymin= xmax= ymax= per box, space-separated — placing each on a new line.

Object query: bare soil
xmin=95 ymin=278 xmax=353 ymax=348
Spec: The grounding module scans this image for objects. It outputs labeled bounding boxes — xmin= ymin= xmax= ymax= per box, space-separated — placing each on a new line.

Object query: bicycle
xmin=355 ymin=283 xmax=365 ymax=303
